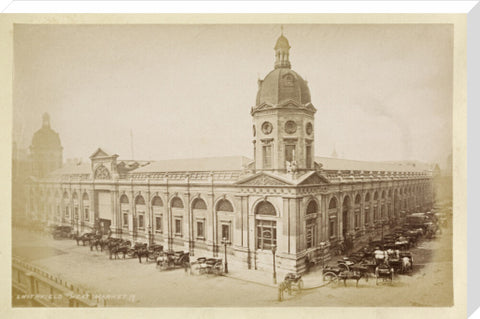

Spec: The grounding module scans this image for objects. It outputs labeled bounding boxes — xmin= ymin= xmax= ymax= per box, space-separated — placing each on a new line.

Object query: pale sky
xmin=13 ymin=24 xmax=453 ymax=168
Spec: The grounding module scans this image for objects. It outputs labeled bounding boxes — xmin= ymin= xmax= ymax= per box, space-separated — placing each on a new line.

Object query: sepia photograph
xmin=9 ymin=19 xmax=458 ymax=309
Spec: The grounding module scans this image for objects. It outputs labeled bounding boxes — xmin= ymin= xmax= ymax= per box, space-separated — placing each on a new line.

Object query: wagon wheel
xmin=297 ymin=279 xmax=304 ymax=292
xmin=323 ymin=272 xmax=339 ymax=285
xmin=147 ymin=253 xmax=158 ymax=262
xmin=126 ymin=248 xmax=135 ymax=258
xmin=160 ymin=261 xmax=169 ymax=271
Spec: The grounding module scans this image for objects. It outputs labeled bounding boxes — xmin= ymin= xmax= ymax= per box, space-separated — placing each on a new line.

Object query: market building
xmin=23 ymin=33 xmax=434 ymax=274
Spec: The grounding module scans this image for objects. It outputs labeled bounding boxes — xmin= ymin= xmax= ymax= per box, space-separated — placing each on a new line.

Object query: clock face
xmin=262 ymin=121 xmax=273 ymax=135
xmin=285 ymin=120 xmax=297 ymax=134
xmin=306 ymin=122 xmax=313 ymax=135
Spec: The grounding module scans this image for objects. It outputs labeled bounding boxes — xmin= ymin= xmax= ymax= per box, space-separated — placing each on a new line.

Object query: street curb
xmin=221 ymin=273 xmax=277 ymax=289
xmin=222 ymin=273 xmax=329 ymax=290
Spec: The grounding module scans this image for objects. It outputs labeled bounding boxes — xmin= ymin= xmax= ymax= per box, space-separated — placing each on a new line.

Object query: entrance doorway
xmin=99 ymin=218 xmax=111 ymax=235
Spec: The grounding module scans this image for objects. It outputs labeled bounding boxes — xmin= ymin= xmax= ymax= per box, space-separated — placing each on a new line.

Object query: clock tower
xmin=251 ymin=31 xmax=316 ymax=174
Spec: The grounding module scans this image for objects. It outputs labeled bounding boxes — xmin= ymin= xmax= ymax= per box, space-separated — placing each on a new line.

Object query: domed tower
xmin=251 ymin=31 xmax=316 ymax=173
xmin=30 ymin=113 xmax=63 ymax=178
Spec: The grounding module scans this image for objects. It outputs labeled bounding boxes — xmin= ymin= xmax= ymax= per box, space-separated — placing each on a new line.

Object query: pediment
xmin=236 ymin=173 xmax=294 ymax=186
xmin=297 ymin=172 xmax=330 ymax=185
xmin=90 ymin=148 xmax=110 ymax=159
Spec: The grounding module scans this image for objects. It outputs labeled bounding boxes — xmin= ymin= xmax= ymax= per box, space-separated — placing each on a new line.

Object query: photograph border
xmin=0 ymin=13 xmax=467 ymax=319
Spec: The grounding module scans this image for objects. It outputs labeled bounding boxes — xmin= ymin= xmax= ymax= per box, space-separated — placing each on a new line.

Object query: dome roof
xmin=256 ymin=68 xmax=311 ymax=106
xmin=31 ymin=113 xmax=62 ymax=150
xmin=31 ymin=126 xmax=62 ymax=150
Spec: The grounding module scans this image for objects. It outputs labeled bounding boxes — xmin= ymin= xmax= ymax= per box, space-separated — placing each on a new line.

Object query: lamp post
xmin=148 ymin=225 xmax=153 ymax=246
xmin=222 ymin=237 xmax=228 ymax=274
xmin=381 ymin=219 xmax=386 ymax=249
xmin=272 ymin=244 xmax=277 ymax=285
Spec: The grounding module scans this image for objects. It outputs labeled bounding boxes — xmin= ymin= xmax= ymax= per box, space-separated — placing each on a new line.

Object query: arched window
xmin=94 ymin=164 xmax=111 ymax=179
xmin=72 ymin=192 xmax=79 ymax=219
xmin=381 ymin=191 xmax=386 ymax=199
xmin=152 ymin=196 xmax=163 ymax=207
xmin=328 ymin=197 xmax=337 ymax=209
xmin=171 ymin=197 xmax=184 ymax=208
xmin=306 ymin=200 xmax=317 ymax=215
xmin=193 ymin=198 xmax=207 ymax=210
xmin=82 ymin=192 xmax=90 ymax=221
xmin=255 ymin=201 xmax=276 ymax=216
xmin=152 ymin=196 xmax=163 ymax=233
xmin=171 ymin=197 xmax=184 ymax=236
xmin=355 ymin=194 xmax=361 ymax=205
xmin=63 ymin=192 xmax=69 ymax=218
xmin=364 ymin=193 xmax=371 ymax=225
xmin=216 ymin=199 xmax=234 ymax=212
xmin=120 ymin=195 xmax=129 ymax=228
xmin=120 ymin=195 xmax=129 ymax=204
xmin=374 ymin=191 xmax=379 ymax=200
xmin=305 ymin=200 xmax=317 ymax=248
xmin=192 ymin=198 xmax=208 ymax=239
xmin=135 ymin=196 xmax=146 ymax=229
xmin=255 ymin=201 xmax=276 ymax=250
xmin=135 ymin=196 xmax=145 ymax=205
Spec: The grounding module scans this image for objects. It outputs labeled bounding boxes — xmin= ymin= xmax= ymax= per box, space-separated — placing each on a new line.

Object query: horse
xmin=112 ymin=245 xmax=129 ymax=259
xmin=401 ymin=256 xmax=412 ymax=273
xmin=136 ymin=244 xmax=149 ymax=263
xmin=89 ymin=237 xmax=103 ymax=251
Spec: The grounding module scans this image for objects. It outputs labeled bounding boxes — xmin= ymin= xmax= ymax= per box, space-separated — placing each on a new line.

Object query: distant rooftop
xmin=315 ymin=156 xmax=433 ymax=173
xmin=48 ymin=162 xmax=91 ymax=176
xmin=132 ymin=156 xmax=252 ymax=173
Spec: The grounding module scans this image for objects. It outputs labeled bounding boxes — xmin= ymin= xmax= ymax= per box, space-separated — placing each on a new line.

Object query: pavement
xmin=12 ymin=222 xmax=452 ymax=306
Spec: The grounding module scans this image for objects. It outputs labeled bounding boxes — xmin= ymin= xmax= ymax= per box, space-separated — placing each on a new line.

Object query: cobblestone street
xmin=12 ymin=223 xmax=452 ymax=307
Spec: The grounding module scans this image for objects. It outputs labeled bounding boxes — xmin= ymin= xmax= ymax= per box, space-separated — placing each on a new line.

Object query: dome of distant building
xmin=255 ymin=33 xmax=312 ymax=107
xmin=29 ymin=113 xmax=63 ymax=178
xmin=31 ymin=113 xmax=62 ymax=150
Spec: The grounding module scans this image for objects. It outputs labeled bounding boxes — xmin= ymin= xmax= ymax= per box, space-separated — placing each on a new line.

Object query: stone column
xmin=185 ymin=189 xmax=192 ymax=254
xmin=248 ymin=196 xmax=256 ymax=269
xmin=130 ymin=186 xmax=135 ymax=242
xmin=321 ymin=194 xmax=328 ymax=243
xmin=112 ymin=189 xmax=120 ymax=237
xmin=338 ymin=193 xmax=343 ymax=241
xmin=165 ymin=191 xmax=172 ymax=251
xmin=233 ymin=195 xmax=243 ymax=248
xmin=89 ymin=188 xmax=95 ymax=230
xmin=146 ymin=183 xmax=152 ymax=244
xmin=360 ymin=191 xmax=366 ymax=234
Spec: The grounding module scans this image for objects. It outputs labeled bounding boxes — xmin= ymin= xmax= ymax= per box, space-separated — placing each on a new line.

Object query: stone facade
xmin=23 ymin=33 xmax=434 ymax=274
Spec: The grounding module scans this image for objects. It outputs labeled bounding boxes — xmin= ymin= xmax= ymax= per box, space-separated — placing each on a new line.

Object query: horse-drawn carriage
xmin=146 ymin=244 xmax=164 ymax=262
xmin=278 ymin=273 xmax=304 ymax=301
xmin=156 ymin=251 xmax=190 ymax=270
xmin=322 ymin=259 xmax=370 ymax=287
xmin=190 ymin=257 xmax=224 ymax=275
xmin=388 ymin=251 xmax=413 ymax=274
xmin=107 ymin=239 xmax=132 ymax=259
xmin=51 ymin=225 xmax=73 ymax=240
xmin=375 ymin=263 xmax=394 ymax=285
